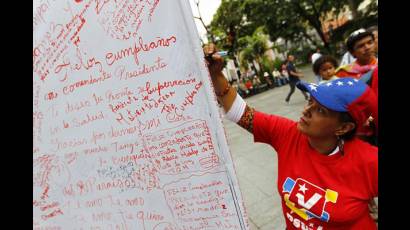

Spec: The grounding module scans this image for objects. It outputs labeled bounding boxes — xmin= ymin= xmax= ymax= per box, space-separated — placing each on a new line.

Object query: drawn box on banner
xmin=142 ymin=120 xmax=220 ymax=175
xmin=163 ymin=172 xmax=242 ymax=229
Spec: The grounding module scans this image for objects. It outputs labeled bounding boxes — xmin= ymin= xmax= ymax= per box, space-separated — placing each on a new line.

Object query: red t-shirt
xmin=337 ymin=63 xmax=379 ymax=139
xmin=245 ymin=81 xmax=253 ymax=89
xmin=253 ymin=111 xmax=378 ymax=230
xmin=370 ymin=66 xmax=378 ymax=98
xmin=335 ymin=58 xmax=378 ymax=79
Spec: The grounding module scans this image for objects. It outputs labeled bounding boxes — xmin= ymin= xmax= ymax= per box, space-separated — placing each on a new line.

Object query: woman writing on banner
xmin=204 ymin=44 xmax=378 ymax=230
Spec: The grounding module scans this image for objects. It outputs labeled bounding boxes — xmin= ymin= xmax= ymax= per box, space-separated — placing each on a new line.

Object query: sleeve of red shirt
xmin=359 ymin=144 xmax=378 ymax=198
xmin=370 ymin=67 xmax=378 ymax=132
xmin=370 ymin=66 xmax=378 ymax=97
xmin=253 ymin=110 xmax=297 ymax=151
xmin=368 ymin=147 xmax=378 ymax=198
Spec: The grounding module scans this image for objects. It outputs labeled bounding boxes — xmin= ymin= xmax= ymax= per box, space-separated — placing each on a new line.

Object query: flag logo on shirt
xmin=282 ymin=177 xmax=338 ymax=222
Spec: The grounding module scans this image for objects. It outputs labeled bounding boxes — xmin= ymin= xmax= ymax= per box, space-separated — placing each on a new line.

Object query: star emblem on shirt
xmin=326 ymin=82 xmax=332 ymax=87
xmin=354 ymin=79 xmax=359 ymax=82
xmin=298 ymin=183 xmax=308 ymax=193
xmin=309 ymin=84 xmax=317 ymax=91
xmin=336 ymin=81 xmax=344 ymax=86
xmin=347 ymin=81 xmax=354 ymax=85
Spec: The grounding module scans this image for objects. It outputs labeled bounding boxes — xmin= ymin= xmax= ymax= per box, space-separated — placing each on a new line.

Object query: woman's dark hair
xmin=338 ymin=112 xmax=357 ymax=140
xmin=312 ymin=55 xmax=339 ymax=75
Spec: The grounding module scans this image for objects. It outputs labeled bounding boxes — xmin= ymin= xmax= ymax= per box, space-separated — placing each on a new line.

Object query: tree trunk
xmin=347 ymin=0 xmax=360 ymax=20
xmin=314 ymin=27 xmax=331 ymax=53
xmin=292 ymin=2 xmax=331 ymax=53
xmin=301 ymin=30 xmax=319 ymax=48
xmin=232 ymin=54 xmax=242 ymax=79
xmin=193 ymin=0 xmax=215 ymax=43
xmin=251 ymin=62 xmax=258 ymax=76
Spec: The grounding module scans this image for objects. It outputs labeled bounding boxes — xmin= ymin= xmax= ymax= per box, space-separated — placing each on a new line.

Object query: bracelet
xmin=216 ymin=84 xmax=231 ymax=97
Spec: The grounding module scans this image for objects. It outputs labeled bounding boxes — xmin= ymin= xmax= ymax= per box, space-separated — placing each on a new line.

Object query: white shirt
xmin=340 ymin=52 xmax=356 ymax=66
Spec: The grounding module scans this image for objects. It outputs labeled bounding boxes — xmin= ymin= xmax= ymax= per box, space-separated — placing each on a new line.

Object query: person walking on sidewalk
xmin=285 ymin=54 xmax=309 ymax=104
xmin=204 ymin=44 xmax=378 ymax=230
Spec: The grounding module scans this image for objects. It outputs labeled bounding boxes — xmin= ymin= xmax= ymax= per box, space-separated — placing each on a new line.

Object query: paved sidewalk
xmin=222 ymin=66 xmax=316 ymax=229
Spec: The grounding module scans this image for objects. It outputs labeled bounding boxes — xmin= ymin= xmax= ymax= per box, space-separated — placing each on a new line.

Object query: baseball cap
xmin=296 ymin=78 xmax=377 ymax=127
xmin=311 ymin=53 xmax=322 ymax=65
xmin=346 ymin=28 xmax=374 ymax=52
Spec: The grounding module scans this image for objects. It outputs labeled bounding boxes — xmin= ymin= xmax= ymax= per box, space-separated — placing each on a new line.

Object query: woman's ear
xmin=335 ymin=122 xmax=356 ymax=136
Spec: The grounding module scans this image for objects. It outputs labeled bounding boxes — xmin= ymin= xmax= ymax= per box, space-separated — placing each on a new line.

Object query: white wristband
xmin=225 ymin=93 xmax=246 ymax=123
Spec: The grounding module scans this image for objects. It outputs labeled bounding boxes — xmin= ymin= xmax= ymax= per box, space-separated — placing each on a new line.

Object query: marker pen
xmin=216 ymin=51 xmax=228 ymax=57
xmin=205 ymin=51 xmax=229 ymax=62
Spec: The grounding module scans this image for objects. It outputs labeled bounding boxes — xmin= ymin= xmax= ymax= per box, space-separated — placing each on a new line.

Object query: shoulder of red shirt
xmin=345 ymin=137 xmax=378 ymax=163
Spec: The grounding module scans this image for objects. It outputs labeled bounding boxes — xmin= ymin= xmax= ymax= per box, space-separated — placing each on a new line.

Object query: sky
xmin=189 ymin=0 xmax=222 ymax=43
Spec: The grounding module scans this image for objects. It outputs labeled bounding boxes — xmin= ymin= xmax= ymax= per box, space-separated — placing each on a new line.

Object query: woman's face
xmin=297 ymin=98 xmax=346 ymax=138
xmin=319 ymin=62 xmax=335 ymax=80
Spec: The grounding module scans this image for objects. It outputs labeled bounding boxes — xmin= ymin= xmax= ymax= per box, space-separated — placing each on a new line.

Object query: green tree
xmin=211 ymin=0 xmax=375 ymax=53
xmin=238 ymin=27 xmax=270 ymax=76
xmin=242 ymin=0 xmax=355 ymax=52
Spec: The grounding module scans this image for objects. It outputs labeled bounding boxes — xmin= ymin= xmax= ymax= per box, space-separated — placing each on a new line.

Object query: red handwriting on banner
xmin=51 ymin=137 xmax=88 ymax=152
xmin=105 ymin=35 xmax=176 ymax=66
xmin=44 ymin=91 xmax=58 ymax=101
xmin=103 ymin=159 xmax=164 ymax=193
xmin=64 ymin=151 xmax=79 ymax=165
xmin=33 ymin=22 xmax=66 ymax=82
xmin=33 ymin=111 xmax=44 ymax=145
xmin=110 ymin=140 xmax=138 ymax=156
xmin=139 ymin=78 xmax=197 ymax=97
xmin=94 ymin=0 xmax=112 ymax=15
xmin=33 ymin=83 xmax=41 ymax=107
xmin=105 ymin=87 xmax=134 ymax=102
xmin=96 ymin=168 xmax=151 ymax=192
xmin=148 ymin=0 xmax=160 ymax=22
xmin=83 ymin=145 xmax=108 ymax=156
xmin=33 ymin=226 xmax=61 ymax=230
xmin=108 ymin=124 xmax=141 ymax=140
xmin=62 ymin=69 xmax=112 ymax=95
xmin=96 ymin=0 xmax=147 ymax=40
xmin=90 ymin=209 xmax=169 ymax=229
xmin=65 ymin=98 xmax=92 ymax=114
xmin=62 ymin=177 xmax=97 ymax=197
xmin=174 ymin=81 xmax=203 ymax=117
xmin=153 ymin=222 xmax=178 ymax=230
xmin=54 ymin=48 xmax=103 ymax=82
xmin=114 ymin=92 xmax=175 ymax=126
xmin=33 ymin=154 xmax=56 ymax=187
xmin=113 ymin=78 xmax=196 ymax=125
xmin=33 ymin=154 xmax=65 ymax=222
xmin=109 ymin=94 xmax=139 ymax=114
xmin=114 ymin=56 xmax=167 ymax=80
xmin=70 ymin=111 xmax=105 ymax=129
xmin=33 ymin=0 xmax=56 ymax=31
xmin=33 ymin=1 xmax=92 ymax=82
xmin=140 ymin=120 xmax=219 ymax=176
xmin=163 ymin=173 xmax=241 ymax=230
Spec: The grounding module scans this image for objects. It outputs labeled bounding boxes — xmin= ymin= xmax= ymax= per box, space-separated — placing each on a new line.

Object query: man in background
xmin=285 ymin=54 xmax=308 ymax=104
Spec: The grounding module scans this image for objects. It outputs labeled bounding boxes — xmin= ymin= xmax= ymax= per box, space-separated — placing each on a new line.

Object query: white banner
xmin=33 ymin=0 xmax=249 ymax=229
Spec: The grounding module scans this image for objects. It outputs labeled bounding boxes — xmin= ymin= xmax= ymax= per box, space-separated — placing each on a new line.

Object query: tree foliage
xmin=238 ymin=27 xmax=270 ymax=74
xmin=210 ymin=0 xmax=376 ymax=54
